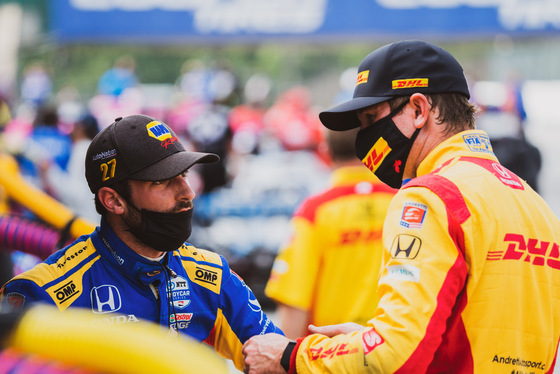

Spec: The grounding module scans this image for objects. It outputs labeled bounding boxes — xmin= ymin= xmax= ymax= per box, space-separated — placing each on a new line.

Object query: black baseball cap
xmin=320 ymin=40 xmax=470 ymax=131
xmin=85 ymin=115 xmax=219 ymax=194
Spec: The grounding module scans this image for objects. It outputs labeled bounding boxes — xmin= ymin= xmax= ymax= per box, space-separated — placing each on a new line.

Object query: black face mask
xmin=125 ymin=205 xmax=193 ymax=252
xmin=355 ymin=101 xmax=420 ymax=189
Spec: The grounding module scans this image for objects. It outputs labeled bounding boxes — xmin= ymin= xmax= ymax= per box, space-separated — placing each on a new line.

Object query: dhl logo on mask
xmin=357 ymin=70 xmax=369 ymax=86
xmin=392 ymin=78 xmax=428 ymax=89
xmin=146 ymin=121 xmax=172 ymax=141
xmin=362 ymin=137 xmax=391 ymax=172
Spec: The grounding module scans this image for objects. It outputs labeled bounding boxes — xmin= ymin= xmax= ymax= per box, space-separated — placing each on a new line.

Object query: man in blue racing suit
xmin=0 ymin=114 xmax=283 ymax=371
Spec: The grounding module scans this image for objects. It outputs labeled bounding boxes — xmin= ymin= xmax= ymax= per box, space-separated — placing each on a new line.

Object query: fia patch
xmin=399 ymin=202 xmax=427 ymax=229
xmin=462 ymin=133 xmax=492 ymax=153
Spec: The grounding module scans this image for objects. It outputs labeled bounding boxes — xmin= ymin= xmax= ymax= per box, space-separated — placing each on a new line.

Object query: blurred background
xmin=0 ymin=2 xmax=559 ymax=371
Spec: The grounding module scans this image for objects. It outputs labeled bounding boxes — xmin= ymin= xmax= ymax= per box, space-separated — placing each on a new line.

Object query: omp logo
xmin=462 ymin=133 xmax=492 ymax=153
xmin=361 ymin=137 xmax=391 ymax=173
xmin=390 ymin=234 xmax=422 ymax=259
xmin=146 ymin=121 xmax=172 ymax=141
xmin=487 ymin=233 xmax=560 ymax=270
xmin=195 ymin=267 xmax=218 ymax=285
xmin=91 ymin=285 xmax=122 ymax=314
xmin=356 ymin=70 xmax=369 ymax=85
xmin=392 ymin=78 xmax=428 ymax=89
xmin=55 ymin=281 xmax=79 ymax=304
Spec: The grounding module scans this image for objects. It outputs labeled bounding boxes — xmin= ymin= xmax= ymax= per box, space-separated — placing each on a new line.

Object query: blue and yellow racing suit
xmin=0 ymin=218 xmax=283 ymax=370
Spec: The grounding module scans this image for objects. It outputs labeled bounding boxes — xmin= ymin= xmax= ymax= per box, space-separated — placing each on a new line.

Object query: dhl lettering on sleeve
xmin=307 ymin=344 xmax=359 ymax=361
xmin=487 ymin=233 xmax=560 ymax=270
xmin=392 ymin=78 xmax=428 ymax=89
xmin=356 ymin=70 xmax=369 ymax=86
xmin=362 ymin=137 xmax=391 ymax=173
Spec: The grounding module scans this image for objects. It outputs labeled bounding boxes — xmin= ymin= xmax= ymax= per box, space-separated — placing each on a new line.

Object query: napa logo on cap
xmin=146 ymin=121 xmax=172 ymax=141
xmin=356 ymin=70 xmax=369 ymax=86
xmin=392 ymin=78 xmax=428 ymax=90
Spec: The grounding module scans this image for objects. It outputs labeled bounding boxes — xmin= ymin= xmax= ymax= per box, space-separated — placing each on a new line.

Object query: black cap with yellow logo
xmin=319 ymin=40 xmax=470 ymax=131
xmin=85 ymin=115 xmax=219 ymax=194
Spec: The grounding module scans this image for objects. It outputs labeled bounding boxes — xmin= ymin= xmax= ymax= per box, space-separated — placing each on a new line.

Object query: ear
xmin=409 ymin=93 xmax=431 ymax=129
xmin=98 ymin=187 xmax=126 ymax=215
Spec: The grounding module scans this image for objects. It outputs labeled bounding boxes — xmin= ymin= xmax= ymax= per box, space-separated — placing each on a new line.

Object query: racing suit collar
xmin=94 ymin=218 xmax=171 ymax=286
xmin=416 ymin=129 xmax=499 ymax=178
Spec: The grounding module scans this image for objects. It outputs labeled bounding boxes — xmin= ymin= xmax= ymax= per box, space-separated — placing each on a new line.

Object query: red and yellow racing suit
xmin=290 ymin=130 xmax=560 ymax=373
xmin=266 ymin=166 xmax=397 ymax=327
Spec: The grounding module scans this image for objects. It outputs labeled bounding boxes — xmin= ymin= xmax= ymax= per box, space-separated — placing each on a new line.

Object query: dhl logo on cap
xmin=146 ymin=121 xmax=172 ymax=141
xmin=392 ymin=78 xmax=428 ymax=89
xmin=356 ymin=70 xmax=369 ymax=86
xmin=362 ymin=137 xmax=391 ymax=173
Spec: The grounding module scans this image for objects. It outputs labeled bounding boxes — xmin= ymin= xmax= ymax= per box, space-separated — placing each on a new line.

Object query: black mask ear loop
xmin=387 ymin=98 xmax=410 ymax=119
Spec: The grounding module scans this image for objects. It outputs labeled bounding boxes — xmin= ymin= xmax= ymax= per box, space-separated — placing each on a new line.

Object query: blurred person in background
xmin=18 ymin=104 xmax=72 ymax=190
xmin=242 ymin=40 xmax=560 ymax=373
xmin=19 ymin=61 xmax=52 ymax=109
xmin=264 ymin=86 xmax=324 ymax=153
xmin=473 ymin=76 xmax=542 ymax=192
xmin=0 ymin=114 xmax=283 ymax=372
xmin=265 ymin=127 xmax=397 ymax=339
xmin=181 ymin=62 xmax=239 ymax=193
xmin=39 ymin=112 xmax=101 ymax=223
xmin=97 ymin=55 xmax=139 ymax=97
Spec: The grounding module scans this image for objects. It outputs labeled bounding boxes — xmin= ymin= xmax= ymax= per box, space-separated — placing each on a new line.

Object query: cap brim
xmin=130 ymin=151 xmax=219 ymax=181
xmin=319 ymin=96 xmax=392 ymax=131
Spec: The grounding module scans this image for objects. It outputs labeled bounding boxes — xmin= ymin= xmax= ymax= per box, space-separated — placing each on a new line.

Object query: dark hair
xmin=326 ymin=128 xmax=359 ymax=163
xmin=78 ymin=114 xmax=100 ymax=140
xmin=389 ymin=93 xmax=477 ymax=135
xmin=94 ymin=179 xmax=131 ymax=216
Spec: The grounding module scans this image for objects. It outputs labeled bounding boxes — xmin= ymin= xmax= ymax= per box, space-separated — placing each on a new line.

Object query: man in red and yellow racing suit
xmin=265 ymin=129 xmax=396 ymax=339
xmin=242 ymin=40 xmax=560 ymax=373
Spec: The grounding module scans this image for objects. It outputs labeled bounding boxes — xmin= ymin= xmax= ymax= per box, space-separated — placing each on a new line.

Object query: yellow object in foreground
xmin=6 ymin=304 xmax=228 ymax=374
xmin=0 ymin=153 xmax=95 ymax=237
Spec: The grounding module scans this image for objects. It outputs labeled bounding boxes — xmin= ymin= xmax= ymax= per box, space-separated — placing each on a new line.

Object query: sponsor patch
xmin=462 ymin=133 xmax=492 ymax=153
xmin=356 ymin=70 xmax=369 ymax=85
xmin=400 ymin=202 xmax=427 ymax=229
xmin=390 ymin=234 xmax=422 ymax=259
xmin=92 ymin=149 xmax=116 ymax=161
xmin=146 ymin=121 xmax=172 ymax=141
xmin=491 ymin=163 xmax=524 ymax=190
xmin=54 ymin=280 xmax=79 ymax=305
xmin=392 ymin=78 xmax=428 ymax=89
xmin=170 ymin=276 xmax=191 ymax=309
xmin=170 ymin=312 xmax=193 ymax=323
xmin=5 ymin=292 xmax=25 ymax=310
xmin=91 ymin=285 xmax=122 ymax=314
xmin=362 ymin=328 xmax=384 ymax=355
xmin=387 ymin=265 xmax=420 ymax=283
xmin=361 ymin=137 xmax=391 ymax=173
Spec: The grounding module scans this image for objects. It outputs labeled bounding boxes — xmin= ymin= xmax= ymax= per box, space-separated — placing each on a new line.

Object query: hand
xmin=242 ymin=333 xmax=289 ymax=374
xmin=308 ymin=322 xmax=364 ymax=337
